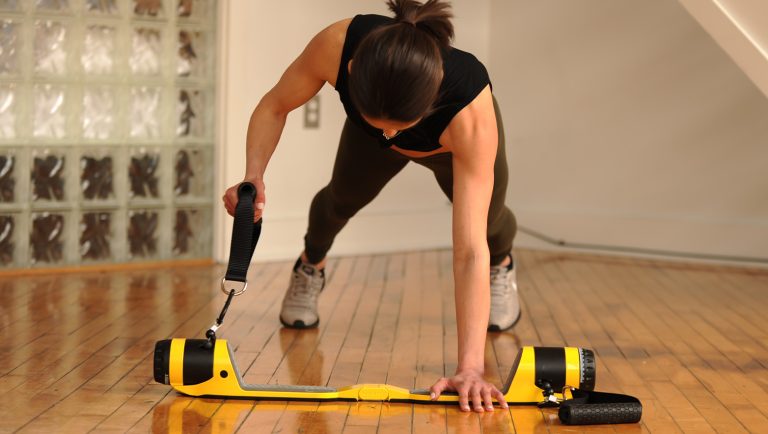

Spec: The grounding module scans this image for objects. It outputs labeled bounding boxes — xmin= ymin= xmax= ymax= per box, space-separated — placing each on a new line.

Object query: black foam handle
xmin=558 ymin=389 xmax=642 ymax=425
xmin=559 ymin=402 xmax=642 ymax=425
xmin=223 ymin=182 xmax=262 ymax=283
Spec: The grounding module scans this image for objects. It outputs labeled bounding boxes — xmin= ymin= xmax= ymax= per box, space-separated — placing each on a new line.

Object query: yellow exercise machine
xmin=154 ymin=339 xmax=592 ymax=404
xmin=153 ymin=183 xmax=641 ymax=425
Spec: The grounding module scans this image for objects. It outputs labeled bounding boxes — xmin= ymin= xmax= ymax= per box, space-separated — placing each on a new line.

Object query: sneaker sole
xmin=280 ymin=316 xmax=320 ymax=329
xmin=487 ymin=310 xmax=522 ymax=333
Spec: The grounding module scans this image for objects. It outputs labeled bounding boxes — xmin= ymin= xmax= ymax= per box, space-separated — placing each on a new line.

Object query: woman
xmin=222 ymin=0 xmax=519 ymax=412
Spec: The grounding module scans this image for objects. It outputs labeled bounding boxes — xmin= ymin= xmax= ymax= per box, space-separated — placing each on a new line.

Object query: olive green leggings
xmin=304 ymin=98 xmax=517 ymax=265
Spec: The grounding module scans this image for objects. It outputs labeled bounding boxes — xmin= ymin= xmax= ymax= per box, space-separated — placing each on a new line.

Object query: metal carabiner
xmin=221 ymin=278 xmax=247 ymax=296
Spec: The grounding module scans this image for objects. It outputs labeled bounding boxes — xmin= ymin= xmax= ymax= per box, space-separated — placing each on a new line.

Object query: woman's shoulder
xmin=301 ymin=18 xmax=353 ymax=86
xmin=444 ymin=48 xmax=488 ymax=81
xmin=321 ymin=18 xmax=355 ymax=48
xmin=315 ymin=15 xmax=390 ymax=68
xmin=425 ymin=48 xmax=490 ymax=135
xmin=441 ymin=48 xmax=490 ymax=101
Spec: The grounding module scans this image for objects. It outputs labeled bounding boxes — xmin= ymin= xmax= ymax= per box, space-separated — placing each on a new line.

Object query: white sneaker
xmin=279 ymin=259 xmax=325 ymax=329
xmin=488 ymin=255 xmax=521 ymax=331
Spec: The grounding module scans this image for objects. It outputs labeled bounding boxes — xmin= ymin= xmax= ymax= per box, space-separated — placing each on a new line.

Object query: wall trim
xmin=214 ymin=0 xmax=231 ymax=263
xmin=512 ymin=208 xmax=768 ymax=262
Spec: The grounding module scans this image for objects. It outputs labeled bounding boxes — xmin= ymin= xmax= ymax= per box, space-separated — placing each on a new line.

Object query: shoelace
xmin=489 ymin=267 xmax=512 ymax=305
xmin=288 ymin=270 xmax=322 ymax=304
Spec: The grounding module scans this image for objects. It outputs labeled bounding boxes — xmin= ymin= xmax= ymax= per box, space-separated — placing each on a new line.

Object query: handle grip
xmin=559 ymin=402 xmax=642 ymax=425
xmin=223 ymin=181 xmax=263 ymax=285
xmin=237 ymin=182 xmax=257 ymax=205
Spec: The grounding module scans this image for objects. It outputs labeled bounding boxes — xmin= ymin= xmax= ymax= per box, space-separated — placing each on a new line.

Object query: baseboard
xmin=511 ymin=208 xmax=768 ymax=264
xmin=217 ymin=206 xmax=768 ymax=265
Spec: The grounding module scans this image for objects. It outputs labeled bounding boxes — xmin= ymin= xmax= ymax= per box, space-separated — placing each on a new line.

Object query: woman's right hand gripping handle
xmin=222 ymin=178 xmax=266 ymax=222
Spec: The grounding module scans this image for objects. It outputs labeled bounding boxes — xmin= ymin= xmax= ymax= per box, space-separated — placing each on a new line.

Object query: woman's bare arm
xmin=223 ymin=19 xmax=350 ymax=219
xmin=429 ymin=85 xmax=508 ymax=412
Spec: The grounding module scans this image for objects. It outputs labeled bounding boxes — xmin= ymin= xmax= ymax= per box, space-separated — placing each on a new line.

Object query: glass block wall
xmin=0 ymin=0 xmax=215 ymax=268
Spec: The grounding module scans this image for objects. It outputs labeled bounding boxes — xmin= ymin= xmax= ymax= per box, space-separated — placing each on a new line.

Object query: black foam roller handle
xmin=558 ymin=389 xmax=642 ymax=425
xmin=559 ymin=402 xmax=642 ymax=425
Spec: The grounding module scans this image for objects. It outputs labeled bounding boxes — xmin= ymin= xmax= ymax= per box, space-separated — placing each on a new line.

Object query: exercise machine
xmin=154 ymin=183 xmax=641 ymax=425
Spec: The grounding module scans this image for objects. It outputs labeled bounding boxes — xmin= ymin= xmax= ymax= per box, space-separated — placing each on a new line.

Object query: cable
xmin=517 ymin=225 xmax=768 ymax=265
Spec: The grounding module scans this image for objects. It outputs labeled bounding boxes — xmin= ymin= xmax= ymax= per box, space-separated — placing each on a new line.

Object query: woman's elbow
xmin=254 ymin=93 xmax=290 ymax=121
xmin=453 ymin=246 xmax=490 ymax=267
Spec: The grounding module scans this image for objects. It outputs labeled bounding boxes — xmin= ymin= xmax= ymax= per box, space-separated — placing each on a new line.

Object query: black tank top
xmin=335 ymin=14 xmax=491 ymax=152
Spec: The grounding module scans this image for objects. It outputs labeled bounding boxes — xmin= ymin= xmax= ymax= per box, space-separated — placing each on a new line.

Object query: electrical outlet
xmin=304 ymin=95 xmax=320 ymax=129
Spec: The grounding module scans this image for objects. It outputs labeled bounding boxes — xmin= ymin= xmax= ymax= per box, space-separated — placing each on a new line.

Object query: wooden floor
xmin=0 ymin=249 xmax=767 ymax=433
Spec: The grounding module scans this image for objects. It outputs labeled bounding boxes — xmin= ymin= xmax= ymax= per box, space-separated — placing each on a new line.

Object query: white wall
xmin=216 ymin=1 xmax=491 ymax=262
xmin=488 ymin=0 xmax=768 ymax=260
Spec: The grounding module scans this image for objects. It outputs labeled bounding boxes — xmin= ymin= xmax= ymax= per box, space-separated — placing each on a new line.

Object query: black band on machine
xmin=153 ymin=339 xmax=172 ymax=385
xmin=534 ymin=347 xmax=567 ymax=390
xmin=579 ymin=348 xmax=596 ymax=391
xmin=182 ymin=339 xmax=215 ymax=386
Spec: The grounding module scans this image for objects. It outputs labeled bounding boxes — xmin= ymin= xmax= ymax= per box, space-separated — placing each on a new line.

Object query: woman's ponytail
xmin=387 ymin=0 xmax=454 ymax=46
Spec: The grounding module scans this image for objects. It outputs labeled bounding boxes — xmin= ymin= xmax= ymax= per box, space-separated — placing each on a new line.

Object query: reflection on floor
xmin=0 ymin=248 xmax=766 ymax=433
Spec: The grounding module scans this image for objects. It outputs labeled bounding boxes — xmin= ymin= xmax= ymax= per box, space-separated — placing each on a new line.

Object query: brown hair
xmin=348 ymin=0 xmax=454 ymax=122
